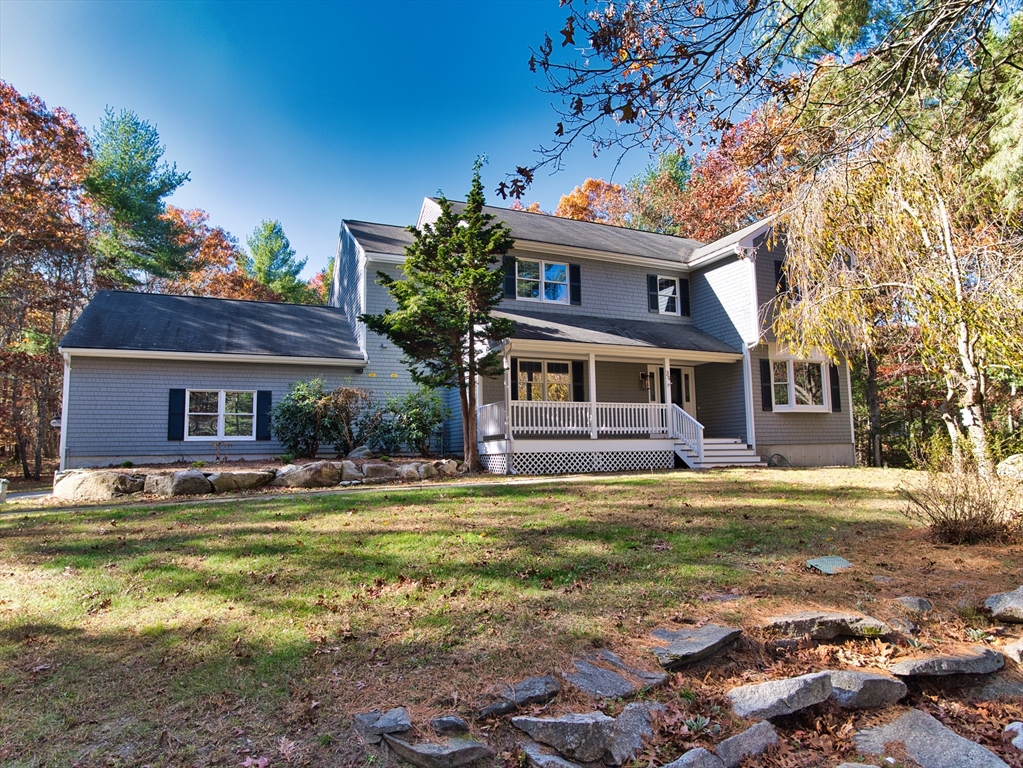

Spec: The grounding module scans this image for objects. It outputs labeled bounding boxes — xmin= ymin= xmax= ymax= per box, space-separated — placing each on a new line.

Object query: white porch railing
xmin=671 ymin=404 xmax=704 ymax=462
xmin=509 ymin=401 xmax=592 ymax=435
xmin=477 ymin=401 xmax=703 ymax=444
xmin=596 ymin=403 xmax=668 ymax=436
xmin=477 ymin=402 xmax=507 ymax=440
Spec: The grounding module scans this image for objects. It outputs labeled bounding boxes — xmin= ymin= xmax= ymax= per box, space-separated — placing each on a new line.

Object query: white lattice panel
xmin=509 ymin=450 xmax=673 ymax=475
xmin=479 ymin=453 xmax=509 ymax=475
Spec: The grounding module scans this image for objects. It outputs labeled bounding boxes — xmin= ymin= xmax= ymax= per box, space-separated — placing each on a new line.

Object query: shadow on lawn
xmin=0 ymin=477 xmax=910 ymax=623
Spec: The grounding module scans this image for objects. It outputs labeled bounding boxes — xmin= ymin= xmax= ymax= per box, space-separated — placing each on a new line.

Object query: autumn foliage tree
xmin=151 ymin=207 xmax=285 ymax=301
xmin=554 ymin=178 xmax=630 ymax=225
xmin=0 ymin=80 xmax=91 ymax=477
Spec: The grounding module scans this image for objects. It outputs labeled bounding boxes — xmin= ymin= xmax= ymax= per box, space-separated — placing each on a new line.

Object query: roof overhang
xmin=501 ymin=338 xmax=741 ymax=364
xmin=59 ymin=347 xmax=368 ymax=367
xmin=511 ymin=239 xmax=689 ymax=271
xmin=688 ymin=217 xmax=777 ymax=268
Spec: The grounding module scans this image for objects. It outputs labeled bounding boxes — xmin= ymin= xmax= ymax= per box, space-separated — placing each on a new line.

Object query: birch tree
xmin=776 ymin=142 xmax=1023 ymax=475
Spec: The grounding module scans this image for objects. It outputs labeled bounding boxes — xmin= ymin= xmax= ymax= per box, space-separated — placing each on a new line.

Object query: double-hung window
xmin=517 ymin=360 xmax=571 ymax=401
xmin=770 ymin=351 xmax=828 ymax=411
xmin=647 ymin=274 xmax=690 ymax=316
xmin=517 ymin=259 xmax=569 ymax=303
xmin=185 ymin=390 xmax=256 ymax=440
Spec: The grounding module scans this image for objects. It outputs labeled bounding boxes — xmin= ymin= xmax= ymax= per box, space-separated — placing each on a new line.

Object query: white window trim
xmin=769 ymin=346 xmax=829 ymax=413
xmin=185 ymin=389 xmax=257 ymax=441
xmin=655 ymin=275 xmax=681 ymax=315
xmin=517 ymin=359 xmax=572 ymax=401
xmin=515 ymin=259 xmax=569 ymax=304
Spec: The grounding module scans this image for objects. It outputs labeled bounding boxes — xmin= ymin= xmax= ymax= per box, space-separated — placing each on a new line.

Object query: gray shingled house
xmin=58 ymin=200 xmax=854 ymax=472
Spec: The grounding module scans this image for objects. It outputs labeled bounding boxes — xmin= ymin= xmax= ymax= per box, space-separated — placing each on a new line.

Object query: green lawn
xmin=1 ymin=467 xmax=1018 ymax=767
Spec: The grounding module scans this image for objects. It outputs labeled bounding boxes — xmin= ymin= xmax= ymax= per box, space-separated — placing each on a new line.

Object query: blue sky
xmin=0 ymin=0 xmax=652 ymax=277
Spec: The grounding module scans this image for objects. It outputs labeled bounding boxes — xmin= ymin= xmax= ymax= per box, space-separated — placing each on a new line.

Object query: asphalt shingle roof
xmin=344 ymin=220 xmax=414 ymax=255
xmin=492 ymin=308 xmax=739 ymax=355
xmin=60 ymin=291 xmax=364 ymax=360
xmin=439 ymin=200 xmax=704 ymax=263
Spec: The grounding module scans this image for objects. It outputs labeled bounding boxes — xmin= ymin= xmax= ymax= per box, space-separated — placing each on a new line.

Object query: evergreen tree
xmin=361 ymin=159 xmax=513 ymax=470
xmin=244 ymin=219 xmax=316 ymax=304
xmin=84 ymin=108 xmax=192 ymax=287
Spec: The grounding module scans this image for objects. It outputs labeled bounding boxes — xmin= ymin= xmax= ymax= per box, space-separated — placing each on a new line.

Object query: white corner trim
xmin=59 ymin=352 xmax=71 ymax=472
xmin=742 ymin=347 xmax=756 ymax=451
xmin=845 ymin=356 xmax=855 ymax=442
xmin=59 ymin=348 xmax=368 ymax=367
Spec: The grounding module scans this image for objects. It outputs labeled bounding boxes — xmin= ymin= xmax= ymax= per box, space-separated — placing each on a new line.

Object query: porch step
xmin=674 ymin=438 xmax=766 ymax=470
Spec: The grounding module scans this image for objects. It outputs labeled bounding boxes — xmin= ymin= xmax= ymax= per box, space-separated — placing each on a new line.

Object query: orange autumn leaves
xmin=152 ymin=207 xmax=286 ymax=302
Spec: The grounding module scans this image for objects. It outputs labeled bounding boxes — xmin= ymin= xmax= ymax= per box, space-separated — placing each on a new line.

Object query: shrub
xmin=272 ymin=380 xmax=385 ymax=459
xmin=364 ymin=387 xmax=447 ymax=456
xmin=271 ymin=379 xmax=328 ymax=459
xmin=902 ymin=464 xmax=1021 ymax=544
xmin=320 ymin=386 xmax=379 ymax=456
xmin=388 ymin=387 xmax=447 ymax=457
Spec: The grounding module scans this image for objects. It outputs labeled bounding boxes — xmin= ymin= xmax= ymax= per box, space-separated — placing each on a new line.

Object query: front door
xmin=648 ymin=365 xmax=697 ymax=420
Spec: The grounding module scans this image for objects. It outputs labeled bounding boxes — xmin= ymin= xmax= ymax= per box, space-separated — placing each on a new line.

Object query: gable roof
xmin=691 ymin=216 xmax=776 ymax=263
xmin=436 ymin=200 xmax=704 ymax=263
xmin=493 ymin=308 xmax=740 ymax=357
xmin=344 ymin=220 xmax=414 ymax=255
xmin=60 ymin=291 xmax=365 ymax=362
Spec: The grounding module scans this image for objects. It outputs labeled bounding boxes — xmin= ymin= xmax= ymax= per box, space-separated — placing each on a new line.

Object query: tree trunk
xmin=459 ymin=370 xmax=480 ymax=472
xmin=940 ymin=379 xmax=963 ymax=470
xmin=864 ymin=351 xmax=882 ymax=467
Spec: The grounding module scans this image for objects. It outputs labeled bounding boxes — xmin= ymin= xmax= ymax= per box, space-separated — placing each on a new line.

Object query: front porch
xmin=473 ymin=309 xmax=765 ymax=475
xmin=477 ymin=399 xmax=704 ymax=474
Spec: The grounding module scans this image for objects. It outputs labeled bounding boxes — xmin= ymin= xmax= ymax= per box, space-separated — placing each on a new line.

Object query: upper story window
xmin=186 ymin=390 xmax=256 ymax=440
xmin=505 ymin=258 xmax=581 ymax=305
xmin=647 ymin=274 xmax=690 ymax=316
xmin=517 ymin=259 xmax=568 ymax=303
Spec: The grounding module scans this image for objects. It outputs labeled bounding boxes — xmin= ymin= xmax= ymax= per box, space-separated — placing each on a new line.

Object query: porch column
xmin=503 ymin=347 xmax=512 ymax=441
xmin=663 ymin=356 xmax=673 ymax=439
xmin=588 ymin=352 xmax=597 ymax=439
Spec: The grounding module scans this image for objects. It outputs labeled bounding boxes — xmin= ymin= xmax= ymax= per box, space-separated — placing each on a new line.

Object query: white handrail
xmin=597 ymin=403 xmax=668 ymax=436
xmin=671 ymin=404 xmax=704 ymax=462
xmin=477 ymin=401 xmax=693 ymax=444
xmin=477 ymin=402 xmax=507 ymax=441
xmin=508 ymin=401 xmax=592 ymax=434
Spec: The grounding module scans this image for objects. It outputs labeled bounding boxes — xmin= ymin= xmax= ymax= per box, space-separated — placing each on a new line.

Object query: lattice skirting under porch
xmin=481 ymin=450 xmax=673 ymax=475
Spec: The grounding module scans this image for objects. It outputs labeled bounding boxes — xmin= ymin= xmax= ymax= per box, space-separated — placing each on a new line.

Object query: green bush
xmin=271 ymin=379 xmax=329 ymax=459
xmin=272 ymin=380 xmax=385 ymax=459
xmin=389 ymin=387 xmax=447 ymax=456
xmin=365 ymin=387 xmax=447 ymax=456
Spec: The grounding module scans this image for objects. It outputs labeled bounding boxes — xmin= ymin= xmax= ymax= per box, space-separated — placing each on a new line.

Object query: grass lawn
xmin=1 ymin=467 xmax=1020 ymax=767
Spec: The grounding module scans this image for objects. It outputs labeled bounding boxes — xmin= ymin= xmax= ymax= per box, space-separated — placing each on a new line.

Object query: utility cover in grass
xmin=806 ymin=556 xmax=853 ymax=574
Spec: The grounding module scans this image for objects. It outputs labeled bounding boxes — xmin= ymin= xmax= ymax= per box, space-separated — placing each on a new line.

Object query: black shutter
xmin=572 ymin=360 xmax=585 ymax=402
xmin=829 ymin=364 xmax=842 ymax=412
xmin=503 ymin=257 xmax=516 ymax=298
xmin=510 ymin=357 xmax=518 ymax=401
xmin=774 ymin=260 xmax=787 ymax=293
xmin=647 ymin=274 xmax=659 ymax=312
xmin=679 ymin=278 xmax=691 ymax=316
xmin=759 ymin=359 xmax=773 ymax=412
xmin=168 ymin=389 xmax=185 ymax=440
xmin=256 ymin=390 xmax=273 ymax=440
xmin=569 ymin=264 xmax=582 ymax=305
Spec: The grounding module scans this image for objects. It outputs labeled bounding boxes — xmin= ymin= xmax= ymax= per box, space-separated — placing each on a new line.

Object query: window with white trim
xmin=516 ymin=259 xmax=569 ymax=303
xmin=517 ymin=360 xmax=571 ymax=401
xmin=656 ymin=276 xmax=680 ymax=314
xmin=770 ymin=357 xmax=828 ymax=411
xmin=185 ymin=390 xmax=256 ymax=440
